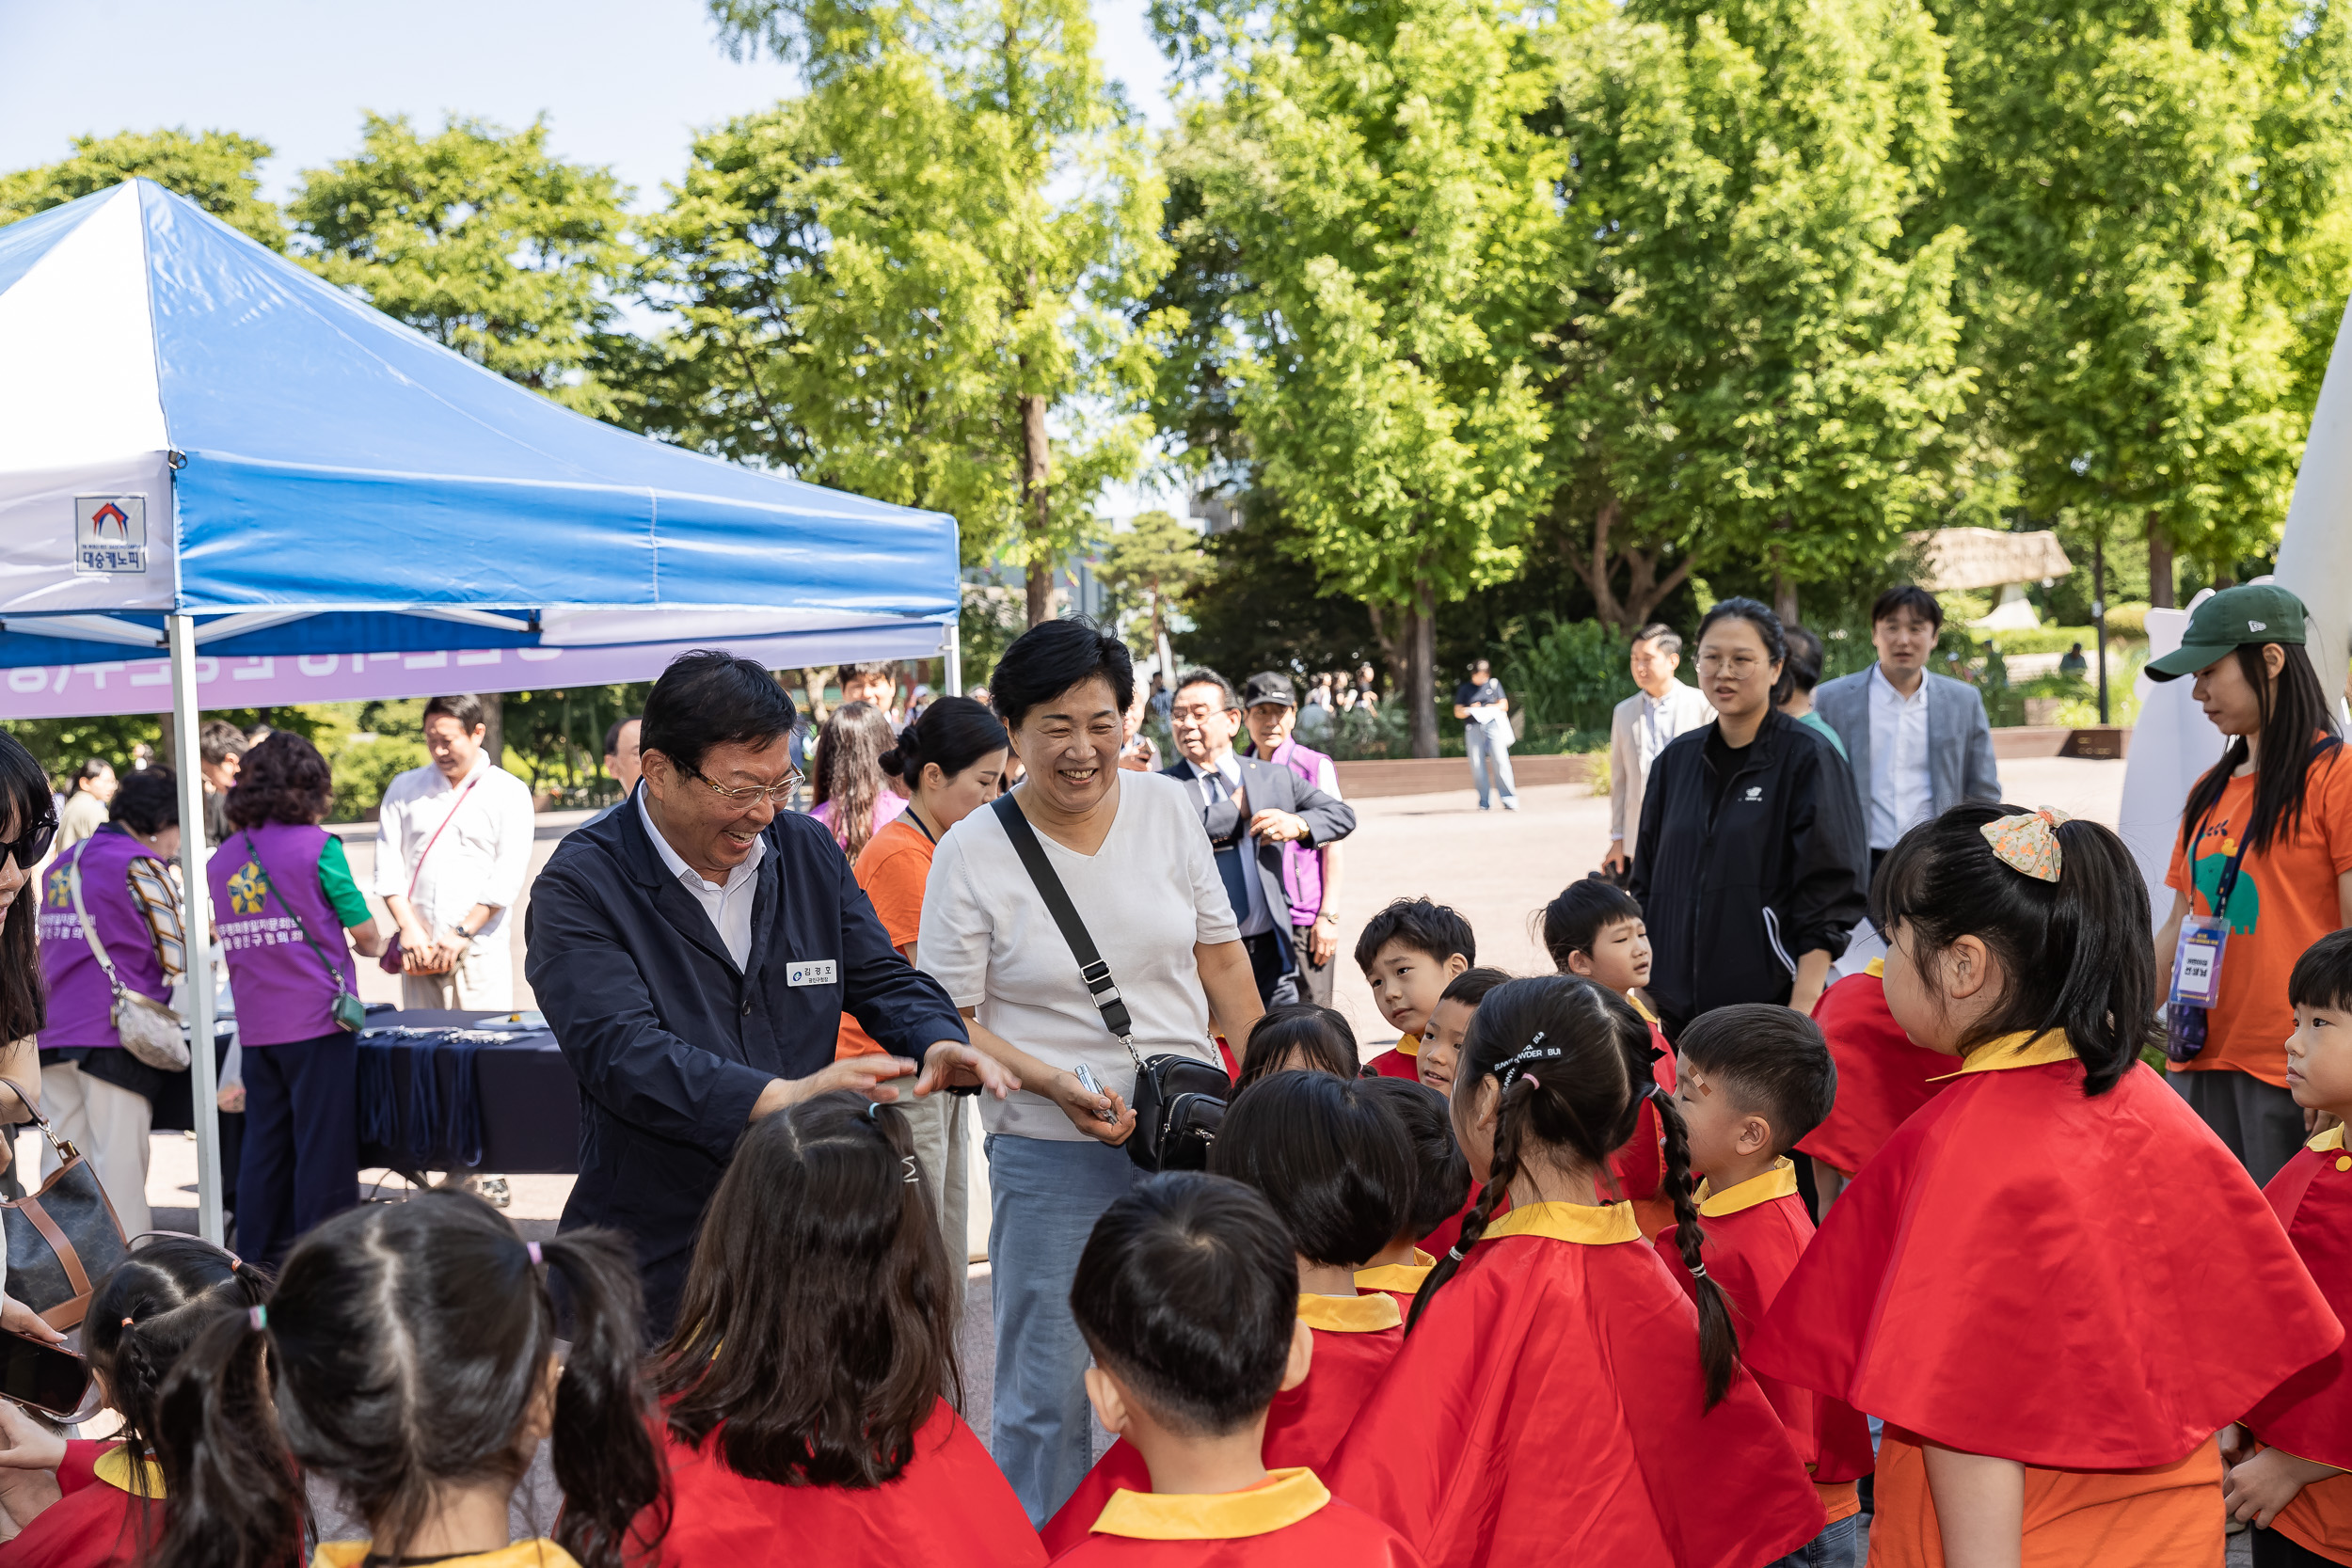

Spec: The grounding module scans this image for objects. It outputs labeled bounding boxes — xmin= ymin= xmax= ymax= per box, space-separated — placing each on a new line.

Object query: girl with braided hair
xmin=1328 ymin=974 xmax=1824 ymax=1568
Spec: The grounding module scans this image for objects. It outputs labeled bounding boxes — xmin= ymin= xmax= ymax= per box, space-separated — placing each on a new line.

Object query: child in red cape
xmin=1746 ymin=806 xmax=2343 ymax=1568
xmin=1355 ymin=1076 xmax=1474 ymax=1310
xmin=638 ymin=1094 xmax=1043 ymax=1568
xmin=0 ymin=1235 xmax=268 ymax=1568
xmin=1659 ymin=1004 xmax=1873 ymax=1566
xmin=1328 ymin=975 xmax=1824 ymax=1568
xmin=1793 ymin=954 xmax=1949 ymax=1209
xmin=1043 ymin=1071 xmax=1418 ymax=1554
xmin=1233 ymin=1004 xmax=1360 ymax=1085
xmin=1540 ymin=877 xmax=1679 ymax=1222
xmin=1356 ymin=898 xmax=1475 ymax=1080
xmin=2222 ymin=927 xmax=2352 ymax=1565
xmin=1048 ymin=1170 xmax=1422 ymax=1565
xmin=1393 ymin=967 xmax=1510 ymax=1256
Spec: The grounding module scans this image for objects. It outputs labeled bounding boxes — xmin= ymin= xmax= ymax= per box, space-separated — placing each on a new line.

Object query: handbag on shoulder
xmin=990 ymin=794 xmax=1230 ymax=1172
xmin=0 ymin=1081 xmax=131 ymax=1329
xmin=66 ymin=850 xmax=189 ymax=1071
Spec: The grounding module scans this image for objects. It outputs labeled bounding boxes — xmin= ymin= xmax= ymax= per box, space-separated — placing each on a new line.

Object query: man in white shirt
xmin=374 ymin=693 xmax=537 ymax=1011
xmin=1604 ymin=624 xmax=1715 ymax=874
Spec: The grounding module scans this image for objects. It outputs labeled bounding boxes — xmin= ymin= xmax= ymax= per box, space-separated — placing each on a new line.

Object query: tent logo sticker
xmin=74 ymin=495 xmax=148 ymax=575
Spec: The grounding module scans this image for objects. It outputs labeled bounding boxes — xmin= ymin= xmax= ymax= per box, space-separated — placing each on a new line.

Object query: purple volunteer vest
xmin=211 ymin=822 xmax=358 ymax=1046
xmin=36 ymin=828 xmax=171 ymax=1051
xmin=1269 ymin=738 xmax=1331 ymax=922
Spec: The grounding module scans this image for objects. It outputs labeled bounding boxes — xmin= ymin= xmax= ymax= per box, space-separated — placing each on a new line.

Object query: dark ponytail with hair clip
xmin=151 ymin=1192 xmax=662 ymax=1568
xmin=1407 ymin=975 xmax=1740 ymax=1407
xmin=879 ymin=694 xmax=1009 ymax=788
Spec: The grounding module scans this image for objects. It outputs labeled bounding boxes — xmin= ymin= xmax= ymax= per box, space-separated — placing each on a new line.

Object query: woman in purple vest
xmin=1240 ymin=672 xmax=1349 ymax=1006
xmin=35 ymin=767 xmax=187 ymax=1236
xmin=0 ymin=732 xmax=67 ymax=1345
xmin=210 ymin=734 xmax=382 ymax=1268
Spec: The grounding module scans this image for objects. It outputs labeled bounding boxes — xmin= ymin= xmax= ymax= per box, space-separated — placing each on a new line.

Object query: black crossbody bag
xmin=990 ymin=793 xmax=1230 ymax=1171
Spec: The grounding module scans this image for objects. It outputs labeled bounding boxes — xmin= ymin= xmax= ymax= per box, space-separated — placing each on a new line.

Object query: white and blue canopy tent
xmin=0 ymin=180 xmax=961 ymax=1239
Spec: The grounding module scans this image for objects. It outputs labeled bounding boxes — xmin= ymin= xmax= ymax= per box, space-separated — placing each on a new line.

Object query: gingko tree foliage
xmin=0 ymin=128 xmax=286 ymax=248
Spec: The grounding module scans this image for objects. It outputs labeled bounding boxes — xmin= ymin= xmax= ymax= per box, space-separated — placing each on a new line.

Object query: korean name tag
xmin=2169 ymin=915 xmax=2228 ymax=1008
xmin=787 ymin=958 xmax=839 ymax=988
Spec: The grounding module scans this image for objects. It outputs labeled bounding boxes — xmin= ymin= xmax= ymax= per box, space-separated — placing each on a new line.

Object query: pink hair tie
xmin=527 ymin=1242 xmax=543 ymax=1266
xmin=247 ymin=1306 xmax=267 ymax=1332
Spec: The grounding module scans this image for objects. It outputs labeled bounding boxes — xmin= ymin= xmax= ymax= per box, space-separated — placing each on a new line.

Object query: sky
xmin=0 ymin=0 xmax=1186 ymax=520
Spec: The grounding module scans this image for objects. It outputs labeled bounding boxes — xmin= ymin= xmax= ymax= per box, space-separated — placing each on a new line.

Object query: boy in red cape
xmin=1747 ymin=806 xmax=2343 ymax=1568
xmin=1794 ymin=955 xmax=1950 ymax=1205
xmin=1395 ymin=968 xmax=1508 ymax=1255
xmin=1538 ymin=877 xmax=1679 ymax=1222
xmin=1356 ymin=898 xmax=1474 ymax=1081
xmin=2222 ymin=928 xmax=2352 ymax=1565
xmin=1049 ymin=1171 xmax=1422 ymax=1566
xmin=1330 ymin=974 xmax=1823 ymax=1568
xmin=0 ymin=1431 xmax=160 ymax=1568
xmin=1657 ymin=1003 xmax=1873 ymax=1565
xmin=1355 ymin=1076 xmax=1474 ymax=1311
xmin=1043 ymin=1072 xmax=1417 ymax=1555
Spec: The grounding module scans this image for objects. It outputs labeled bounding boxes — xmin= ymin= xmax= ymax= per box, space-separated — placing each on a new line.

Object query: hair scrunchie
xmin=1980 ymin=806 xmax=2071 ymax=882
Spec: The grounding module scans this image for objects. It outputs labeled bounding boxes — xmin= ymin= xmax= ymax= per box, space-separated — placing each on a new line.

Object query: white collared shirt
xmin=372 ymin=752 xmax=536 ymax=938
xmin=1867 ymin=664 xmax=1932 ymax=850
xmin=636 ymin=790 xmax=768 ymax=970
xmin=1186 ymin=752 xmax=1274 ymax=937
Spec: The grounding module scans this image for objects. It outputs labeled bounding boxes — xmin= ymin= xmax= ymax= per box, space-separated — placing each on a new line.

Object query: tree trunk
xmin=2147 ymin=515 xmax=2175 ymax=609
xmin=1406 ymin=582 xmax=1438 ymax=759
xmin=1566 ymin=499 xmax=1695 ymax=635
xmin=1021 ymin=392 xmax=1053 ymax=626
xmin=480 ymin=692 xmax=504 ymax=770
xmin=1772 ymin=571 xmax=1800 ymax=626
xmin=1365 ymin=602 xmax=1408 ymax=696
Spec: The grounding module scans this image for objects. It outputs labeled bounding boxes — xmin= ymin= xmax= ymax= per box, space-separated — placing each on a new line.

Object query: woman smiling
xmin=917 ymin=619 xmax=1263 ymax=1526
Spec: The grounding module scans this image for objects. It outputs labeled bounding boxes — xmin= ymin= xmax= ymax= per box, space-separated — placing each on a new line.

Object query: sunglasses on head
xmin=2 ymin=805 xmax=56 ymax=873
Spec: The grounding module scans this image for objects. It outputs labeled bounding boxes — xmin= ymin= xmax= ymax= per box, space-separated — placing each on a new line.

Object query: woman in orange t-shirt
xmin=835 ymin=695 xmax=1009 ymax=1291
xmin=2153 ymin=585 xmax=2352 ymax=1185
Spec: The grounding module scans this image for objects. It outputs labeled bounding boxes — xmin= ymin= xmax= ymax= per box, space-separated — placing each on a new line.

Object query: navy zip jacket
xmin=524 ymin=791 xmax=966 ymax=1332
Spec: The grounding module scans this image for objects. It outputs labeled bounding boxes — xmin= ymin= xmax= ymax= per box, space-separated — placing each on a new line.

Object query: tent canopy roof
xmin=1910 ymin=528 xmax=2074 ymax=592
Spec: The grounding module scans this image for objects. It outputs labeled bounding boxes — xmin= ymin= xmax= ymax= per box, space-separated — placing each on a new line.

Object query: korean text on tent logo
xmin=74 ymin=496 xmax=148 ymax=575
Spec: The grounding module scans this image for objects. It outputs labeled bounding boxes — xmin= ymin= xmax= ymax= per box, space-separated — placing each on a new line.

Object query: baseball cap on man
xmin=2146 ymin=584 xmax=2310 ymax=682
xmin=1242 ymin=671 xmax=1297 ymax=709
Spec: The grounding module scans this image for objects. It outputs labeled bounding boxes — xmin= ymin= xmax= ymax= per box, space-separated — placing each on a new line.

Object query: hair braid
xmin=1651 ymin=1085 xmax=1739 ymax=1407
xmin=1407 ymin=1078 xmax=1534 ymax=1334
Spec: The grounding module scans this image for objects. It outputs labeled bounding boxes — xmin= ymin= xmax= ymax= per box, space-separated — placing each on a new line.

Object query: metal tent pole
xmin=167 ymin=614 xmax=225 ymax=1243
xmin=944 ymin=622 xmax=963 ymax=698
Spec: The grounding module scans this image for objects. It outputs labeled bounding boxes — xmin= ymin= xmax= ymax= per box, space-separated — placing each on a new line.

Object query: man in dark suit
xmin=1164 ymin=668 xmax=1357 ymax=1005
xmin=525 ymin=651 xmax=1011 ymax=1333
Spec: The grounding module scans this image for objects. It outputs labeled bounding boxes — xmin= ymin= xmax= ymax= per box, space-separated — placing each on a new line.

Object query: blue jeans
xmin=986 ymin=1132 xmax=1143 ymax=1525
xmin=1466 ymin=721 xmax=1517 ymax=807
xmin=1767 ymin=1512 xmax=1859 ymax=1568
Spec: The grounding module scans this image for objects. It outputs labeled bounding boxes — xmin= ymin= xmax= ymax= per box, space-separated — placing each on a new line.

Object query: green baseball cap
xmin=2145 ymin=584 xmax=2309 ymax=682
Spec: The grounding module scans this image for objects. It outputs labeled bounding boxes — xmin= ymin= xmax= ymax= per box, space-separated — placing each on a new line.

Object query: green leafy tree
xmin=1160 ymin=0 xmax=1561 ymax=754
xmin=1541 ymin=0 xmax=1969 ymax=631
xmin=651 ymin=0 xmax=1168 ymax=619
xmin=0 ymin=127 xmax=285 ymax=247
xmin=1932 ymin=0 xmax=2352 ymax=603
xmin=1098 ymin=509 xmax=1205 ymax=649
xmin=290 ymin=115 xmax=639 ymax=418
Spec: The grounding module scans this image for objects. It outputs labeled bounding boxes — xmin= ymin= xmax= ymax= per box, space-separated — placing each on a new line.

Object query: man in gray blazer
xmin=1812 ymin=585 xmax=2003 ymax=878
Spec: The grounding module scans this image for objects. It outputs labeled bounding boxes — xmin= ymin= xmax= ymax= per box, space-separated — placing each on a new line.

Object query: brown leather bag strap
xmin=19 ymin=1196 xmax=92 ymax=1300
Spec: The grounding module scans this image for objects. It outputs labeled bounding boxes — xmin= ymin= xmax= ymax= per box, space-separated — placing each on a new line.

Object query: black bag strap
xmin=990 ymin=794 xmax=1146 ymax=1072
xmin=240 ymin=832 xmax=358 ymax=1002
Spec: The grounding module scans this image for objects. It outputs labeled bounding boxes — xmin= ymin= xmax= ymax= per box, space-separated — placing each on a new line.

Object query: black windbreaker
xmin=1627 ymin=708 xmax=1869 ymax=1028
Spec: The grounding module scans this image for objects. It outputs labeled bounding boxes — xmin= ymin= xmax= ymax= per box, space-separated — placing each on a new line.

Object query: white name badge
xmin=787 ymin=958 xmax=840 ymax=989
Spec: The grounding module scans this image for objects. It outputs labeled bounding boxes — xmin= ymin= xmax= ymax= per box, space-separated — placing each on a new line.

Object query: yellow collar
xmin=1629 ymin=993 xmax=1660 ymax=1024
xmin=1928 ymin=1031 xmax=2078 ymax=1082
xmin=1865 ymin=958 xmax=1885 ymax=978
xmin=92 ymin=1445 xmax=164 ymax=1497
xmin=1093 ymin=1467 xmax=1330 ymax=1540
xmin=1295 ymin=1291 xmax=1402 ymax=1334
xmin=1482 ymin=1200 xmax=1642 ymax=1246
xmin=1695 ymin=1158 xmax=1799 ymax=1217
xmin=315 ymin=1544 xmax=582 ymax=1568
xmin=1393 ymin=1031 xmax=1421 ymax=1058
xmin=1354 ymin=1251 xmax=1435 ymax=1294
xmin=2311 ymin=1124 xmax=2347 ymax=1153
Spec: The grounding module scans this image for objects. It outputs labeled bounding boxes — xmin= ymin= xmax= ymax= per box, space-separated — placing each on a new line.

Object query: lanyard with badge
xmin=2165 ymin=811 xmax=2249 ymax=1062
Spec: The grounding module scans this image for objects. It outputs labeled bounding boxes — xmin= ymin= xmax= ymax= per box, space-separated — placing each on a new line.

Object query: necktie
xmin=1204 ymin=769 xmax=1255 ymax=924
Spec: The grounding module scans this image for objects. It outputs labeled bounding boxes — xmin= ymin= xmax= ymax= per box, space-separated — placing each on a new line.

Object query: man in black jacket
xmin=525 ymin=652 xmax=1010 ymax=1332
xmin=1164 ymin=668 xmax=1357 ymax=1005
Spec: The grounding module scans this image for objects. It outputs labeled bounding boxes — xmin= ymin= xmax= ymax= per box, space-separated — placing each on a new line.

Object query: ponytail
xmin=1650 ymin=1084 xmax=1739 ymax=1407
xmin=1407 ymin=1077 xmax=1532 ymax=1333
xmin=153 ymin=1308 xmax=302 ymax=1568
xmin=537 ymin=1231 xmax=666 ymax=1568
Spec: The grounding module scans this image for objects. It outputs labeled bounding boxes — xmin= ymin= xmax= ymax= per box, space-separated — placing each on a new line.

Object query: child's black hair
xmin=1872 ymin=804 xmax=2157 ymax=1096
xmin=1676 ymin=1005 xmax=1836 ymax=1155
xmin=1409 ymin=975 xmax=1739 ymax=1408
xmin=1354 ymin=896 xmax=1477 ymax=973
xmin=1212 ymin=1071 xmax=1416 ymax=1268
xmin=2289 ymin=929 xmax=2352 ymax=1016
xmin=1438 ymin=965 xmax=1513 ymax=1011
xmin=1359 ymin=1077 xmax=1471 ymax=1241
xmin=1237 ymin=1004 xmax=1361 ymax=1085
xmin=152 ymin=1192 xmax=662 ymax=1568
xmin=653 ymin=1093 xmax=961 ymax=1489
xmin=1537 ymin=878 xmax=1644 ymax=973
xmin=1070 ymin=1171 xmax=1297 ymax=1438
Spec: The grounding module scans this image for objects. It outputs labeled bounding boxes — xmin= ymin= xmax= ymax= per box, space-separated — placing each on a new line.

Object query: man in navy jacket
xmin=526 ymin=652 xmax=1004 ymax=1332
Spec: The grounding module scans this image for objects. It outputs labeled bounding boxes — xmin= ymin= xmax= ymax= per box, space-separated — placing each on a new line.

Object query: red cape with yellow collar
xmin=1367 ymin=1035 xmax=1422 ymax=1082
xmin=6 ymin=1441 xmax=161 ymax=1568
xmin=1651 ymin=1164 xmax=1873 ymax=1483
xmin=1328 ymin=1202 xmax=1823 ymax=1568
xmin=1794 ymin=964 xmax=1950 ymax=1177
xmin=2247 ymin=1126 xmax=2352 ymax=1468
xmin=1041 ymin=1295 xmax=1406 ymax=1557
xmin=1749 ymin=1037 xmax=2343 ymax=1468
xmin=1047 ymin=1468 xmax=1423 ymax=1565
xmin=636 ymin=1398 xmax=1044 ymax=1567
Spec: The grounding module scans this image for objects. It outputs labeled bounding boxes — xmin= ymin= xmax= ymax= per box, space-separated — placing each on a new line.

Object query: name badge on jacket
xmin=787 ymin=958 xmax=839 ymax=988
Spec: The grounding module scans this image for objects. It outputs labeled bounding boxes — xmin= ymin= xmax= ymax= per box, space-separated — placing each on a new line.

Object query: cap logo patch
xmin=2250 ymin=620 xmax=2266 ymax=632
